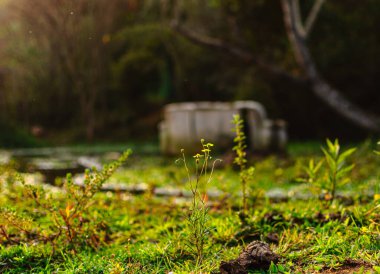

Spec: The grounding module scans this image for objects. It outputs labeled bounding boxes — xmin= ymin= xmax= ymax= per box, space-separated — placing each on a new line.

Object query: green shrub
xmin=0 ymin=122 xmax=41 ymax=148
xmin=0 ymin=150 xmax=132 ymax=252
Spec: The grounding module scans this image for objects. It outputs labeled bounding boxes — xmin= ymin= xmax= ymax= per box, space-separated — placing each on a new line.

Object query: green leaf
xmin=326 ymin=138 xmax=335 ymax=152
xmin=326 ymin=138 xmax=340 ymax=157
xmin=338 ymin=147 xmax=356 ymax=164
xmin=336 ymin=164 xmax=355 ymax=179
xmin=338 ymin=177 xmax=351 ymax=186
xmin=322 ymin=148 xmax=335 ymax=169
xmin=334 ymin=139 xmax=340 ymax=155
xmin=247 ymin=166 xmax=255 ymax=176
xmin=308 ymin=159 xmax=315 ymax=170
xmin=314 ymin=159 xmax=324 ymax=173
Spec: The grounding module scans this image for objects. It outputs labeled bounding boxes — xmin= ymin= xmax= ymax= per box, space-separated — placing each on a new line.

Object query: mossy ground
xmin=0 ymin=142 xmax=379 ymax=273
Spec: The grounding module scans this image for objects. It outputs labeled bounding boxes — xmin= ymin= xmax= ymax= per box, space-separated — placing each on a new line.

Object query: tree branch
xmin=293 ymin=0 xmax=306 ymax=37
xmin=171 ymin=21 xmax=306 ymax=85
xmin=305 ymin=0 xmax=325 ymax=37
xmin=281 ymin=0 xmax=380 ymax=132
xmin=171 ymin=21 xmax=253 ymax=62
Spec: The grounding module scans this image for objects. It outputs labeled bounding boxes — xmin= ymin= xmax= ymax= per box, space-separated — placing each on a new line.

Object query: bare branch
xmin=281 ymin=0 xmax=380 ymax=132
xmin=293 ymin=0 xmax=306 ymax=37
xmin=171 ymin=22 xmax=252 ymax=61
xmin=169 ymin=0 xmax=306 ymax=84
xmin=305 ymin=0 xmax=325 ymax=37
xmin=171 ymin=21 xmax=306 ymax=84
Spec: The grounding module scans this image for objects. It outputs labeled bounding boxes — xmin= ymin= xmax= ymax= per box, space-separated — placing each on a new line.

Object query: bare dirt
xmin=321 ymin=259 xmax=374 ymax=274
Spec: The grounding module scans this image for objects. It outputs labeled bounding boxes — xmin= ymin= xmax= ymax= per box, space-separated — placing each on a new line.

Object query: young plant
xmin=177 ymin=139 xmax=220 ymax=267
xmin=298 ymin=158 xmax=324 ymax=196
xmin=321 ymin=139 xmax=356 ymax=204
xmin=300 ymin=139 xmax=356 ymax=205
xmin=232 ymin=114 xmax=255 ymax=214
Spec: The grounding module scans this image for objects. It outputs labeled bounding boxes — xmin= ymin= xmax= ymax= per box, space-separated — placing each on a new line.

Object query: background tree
xmin=2 ymin=0 xmax=128 ymax=141
xmin=171 ymin=0 xmax=380 ymax=136
xmin=0 ymin=0 xmax=379 ymax=145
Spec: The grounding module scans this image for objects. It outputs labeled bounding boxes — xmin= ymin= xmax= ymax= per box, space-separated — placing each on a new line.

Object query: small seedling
xmin=232 ymin=114 xmax=255 ymax=214
xmin=298 ymin=158 xmax=324 ymax=195
xmin=321 ymin=139 xmax=356 ymax=204
xmin=299 ymin=139 xmax=356 ymax=205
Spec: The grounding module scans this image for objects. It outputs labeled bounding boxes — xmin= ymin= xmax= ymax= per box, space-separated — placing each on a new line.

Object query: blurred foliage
xmin=0 ymin=121 xmax=41 ymax=148
xmin=0 ymin=0 xmax=379 ymax=145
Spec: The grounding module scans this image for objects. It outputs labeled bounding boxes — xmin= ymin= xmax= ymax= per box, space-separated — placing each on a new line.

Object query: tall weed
xmin=232 ymin=114 xmax=255 ymax=214
xmin=177 ymin=139 xmax=220 ymax=267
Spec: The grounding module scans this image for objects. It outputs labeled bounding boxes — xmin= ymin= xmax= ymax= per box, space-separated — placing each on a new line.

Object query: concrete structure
xmin=159 ymin=101 xmax=287 ymax=155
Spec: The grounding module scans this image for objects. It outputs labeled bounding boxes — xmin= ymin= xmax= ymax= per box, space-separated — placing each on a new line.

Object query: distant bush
xmin=0 ymin=122 xmax=41 ymax=148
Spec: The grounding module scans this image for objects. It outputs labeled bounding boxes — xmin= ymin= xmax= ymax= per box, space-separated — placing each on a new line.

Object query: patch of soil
xmin=314 ymin=211 xmax=360 ymax=225
xmin=265 ymin=232 xmax=279 ymax=244
xmin=232 ymin=226 xmax=260 ymax=244
xmin=261 ymin=210 xmax=363 ymax=228
xmin=263 ymin=211 xmax=285 ymax=224
xmin=322 ymin=259 xmax=373 ymax=274
xmin=220 ymin=241 xmax=279 ymax=274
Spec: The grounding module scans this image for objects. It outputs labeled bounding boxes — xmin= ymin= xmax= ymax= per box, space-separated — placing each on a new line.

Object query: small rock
xmin=220 ymin=241 xmax=279 ymax=274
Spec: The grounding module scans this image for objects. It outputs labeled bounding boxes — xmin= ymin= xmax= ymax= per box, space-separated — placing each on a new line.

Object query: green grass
xmin=0 ymin=141 xmax=379 ymax=273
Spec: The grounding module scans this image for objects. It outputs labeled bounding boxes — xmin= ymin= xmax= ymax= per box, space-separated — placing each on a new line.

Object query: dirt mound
xmin=220 ymin=241 xmax=279 ymax=273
